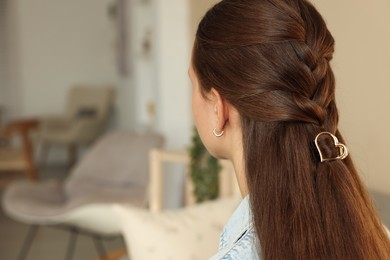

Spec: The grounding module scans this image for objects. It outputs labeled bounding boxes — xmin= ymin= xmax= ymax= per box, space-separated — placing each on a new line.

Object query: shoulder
xmin=212 ymin=225 xmax=260 ymax=260
xmin=210 ymin=195 xmax=261 ymax=259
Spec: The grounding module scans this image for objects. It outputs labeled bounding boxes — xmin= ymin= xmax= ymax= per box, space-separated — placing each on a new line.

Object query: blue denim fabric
xmin=209 ymin=196 xmax=261 ymax=259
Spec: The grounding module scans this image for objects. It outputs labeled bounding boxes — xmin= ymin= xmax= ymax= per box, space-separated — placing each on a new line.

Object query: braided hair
xmin=193 ymin=0 xmax=390 ymax=259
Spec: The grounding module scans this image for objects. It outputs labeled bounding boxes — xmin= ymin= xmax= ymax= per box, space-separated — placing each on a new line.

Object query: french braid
xmin=193 ymin=0 xmax=390 ymax=259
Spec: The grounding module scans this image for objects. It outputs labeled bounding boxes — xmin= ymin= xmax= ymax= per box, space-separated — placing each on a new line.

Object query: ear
xmin=211 ymin=88 xmax=229 ymax=133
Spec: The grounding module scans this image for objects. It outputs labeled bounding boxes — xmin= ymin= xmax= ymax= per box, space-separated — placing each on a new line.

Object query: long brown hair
xmin=192 ymin=0 xmax=390 ymax=259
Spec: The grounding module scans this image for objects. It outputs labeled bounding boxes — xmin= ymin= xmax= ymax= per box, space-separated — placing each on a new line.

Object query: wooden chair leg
xmin=92 ymin=235 xmax=107 ymax=260
xmin=20 ymin=130 xmax=37 ymax=180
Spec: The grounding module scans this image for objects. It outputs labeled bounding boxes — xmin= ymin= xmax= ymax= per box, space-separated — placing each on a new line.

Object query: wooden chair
xmin=0 ymin=119 xmax=39 ymax=180
xmin=106 ymin=149 xmax=240 ymax=260
xmin=149 ymin=148 xmax=240 ymax=213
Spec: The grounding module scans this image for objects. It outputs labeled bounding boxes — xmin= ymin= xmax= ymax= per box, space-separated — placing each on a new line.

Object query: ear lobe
xmin=211 ymin=88 xmax=228 ymax=131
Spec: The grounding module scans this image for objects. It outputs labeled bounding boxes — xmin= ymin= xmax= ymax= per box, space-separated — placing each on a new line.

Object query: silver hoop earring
xmin=213 ymin=128 xmax=224 ymax=137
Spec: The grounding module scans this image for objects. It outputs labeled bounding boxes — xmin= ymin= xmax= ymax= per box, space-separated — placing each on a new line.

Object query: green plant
xmin=189 ymin=127 xmax=221 ymax=202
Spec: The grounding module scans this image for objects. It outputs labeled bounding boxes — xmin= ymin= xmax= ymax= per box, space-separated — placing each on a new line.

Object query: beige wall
xmin=2 ymin=0 xmax=23 ymax=120
xmin=0 ymin=0 xmax=6 ymax=111
xmin=188 ymin=0 xmax=219 ymax=48
xmin=12 ymin=0 xmax=118 ymax=118
xmin=189 ymin=0 xmax=390 ymax=194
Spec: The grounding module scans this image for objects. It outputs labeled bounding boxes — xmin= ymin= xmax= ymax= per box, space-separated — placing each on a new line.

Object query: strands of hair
xmin=193 ymin=0 xmax=390 ymax=259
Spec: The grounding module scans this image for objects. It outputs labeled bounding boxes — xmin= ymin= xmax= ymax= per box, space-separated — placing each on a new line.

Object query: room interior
xmin=0 ymin=0 xmax=389 ymax=259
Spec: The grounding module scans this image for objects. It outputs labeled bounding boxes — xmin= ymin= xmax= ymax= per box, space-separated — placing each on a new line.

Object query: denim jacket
xmin=209 ymin=196 xmax=261 ymax=259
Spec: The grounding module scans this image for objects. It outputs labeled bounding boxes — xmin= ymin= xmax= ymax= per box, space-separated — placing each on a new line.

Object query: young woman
xmin=189 ymin=0 xmax=390 ymax=259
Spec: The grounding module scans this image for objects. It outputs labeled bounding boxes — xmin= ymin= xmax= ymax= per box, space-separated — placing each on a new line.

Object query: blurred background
xmin=0 ymin=0 xmax=389 ymax=259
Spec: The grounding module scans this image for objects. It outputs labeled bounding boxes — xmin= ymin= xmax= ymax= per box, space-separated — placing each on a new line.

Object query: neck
xmin=231 ymin=142 xmax=249 ymax=197
xmin=223 ymin=107 xmax=248 ymax=197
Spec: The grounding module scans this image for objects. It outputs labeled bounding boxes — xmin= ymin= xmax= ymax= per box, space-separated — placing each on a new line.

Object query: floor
xmin=0 ymin=165 xmax=127 ymax=260
xmin=0 ymin=166 xmax=389 ymax=260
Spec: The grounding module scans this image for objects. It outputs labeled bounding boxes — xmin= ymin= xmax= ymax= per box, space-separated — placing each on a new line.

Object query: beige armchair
xmin=36 ymin=85 xmax=115 ymax=166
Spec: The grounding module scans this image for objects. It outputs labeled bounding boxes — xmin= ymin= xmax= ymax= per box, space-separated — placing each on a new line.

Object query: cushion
xmin=113 ymin=196 xmax=241 ymax=260
xmin=65 ymin=131 xmax=164 ymax=199
xmin=75 ymin=107 xmax=97 ymax=118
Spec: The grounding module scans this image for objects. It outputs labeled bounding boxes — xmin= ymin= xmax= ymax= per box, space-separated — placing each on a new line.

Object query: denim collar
xmin=219 ymin=195 xmax=253 ymax=249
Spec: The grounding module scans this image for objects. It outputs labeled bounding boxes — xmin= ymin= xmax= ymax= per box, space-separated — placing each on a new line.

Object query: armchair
xmin=2 ymin=130 xmax=164 ymax=260
xmin=36 ymin=85 xmax=115 ymax=166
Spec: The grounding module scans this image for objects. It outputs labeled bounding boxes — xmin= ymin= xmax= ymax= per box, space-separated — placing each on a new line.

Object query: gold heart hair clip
xmin=314 ymin=132 xmax=349 ymax=163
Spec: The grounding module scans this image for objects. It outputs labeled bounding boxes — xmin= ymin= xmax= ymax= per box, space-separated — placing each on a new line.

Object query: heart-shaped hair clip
xmin=314 ymin=132 xmax=349 ymax=163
